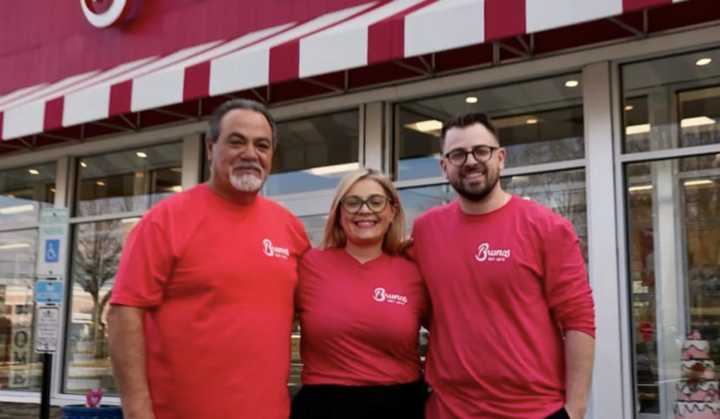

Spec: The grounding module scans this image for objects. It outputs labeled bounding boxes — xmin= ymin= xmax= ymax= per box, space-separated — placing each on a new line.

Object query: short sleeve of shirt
xmin=110 ymin=214 xmax=175 ymax=308
xmin=289 ymin=215 xmax=311 ymax=256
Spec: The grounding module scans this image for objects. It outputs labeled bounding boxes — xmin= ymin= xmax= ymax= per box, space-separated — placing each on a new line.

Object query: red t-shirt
xmin=412 ymin=196 xmax=595 ymax=419
xmin=296 ymin=248 xmax=428 ymax=386
xmin=110 ymin=184 xmax=309 ymax=419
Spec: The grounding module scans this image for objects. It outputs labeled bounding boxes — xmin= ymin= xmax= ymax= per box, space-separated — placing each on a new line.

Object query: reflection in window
xmin=0 ymin=163 xmax=56 ymax=228
xmin=399 ymin=184 xmax=455 ymax=231
xmin=626 ymin=154 xmax=720 ymax=415
xmin=622 ymin=96 xmax=650 ymax=153
xmin=300 ymin=214 xmax=328 ymax=248
xmin=502 ymin=170 xmax=587 ymax=258
xmin=63 ymin=218 xmax=139 ymax=394
xmin=266 ymin=111 xmax=359 ymax=196
xmin=497 ymin=107 xmax=584 ymax=168
xmin=0 ymin=230 xmax=40 ymax=391
xmin=622 ymin=47 xmax=720 ymax=153
xmin=679 ymin=86 xmax=720 ymax=148
xmin=396 ymin=74 xmax=584 ymax=181
xmin=76 ymin=143 xmax=182 ymax=217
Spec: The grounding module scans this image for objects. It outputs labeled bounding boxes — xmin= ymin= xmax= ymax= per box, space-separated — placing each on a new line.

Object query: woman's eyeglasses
xmin=341 ymin=194 xmax=392 ymax=214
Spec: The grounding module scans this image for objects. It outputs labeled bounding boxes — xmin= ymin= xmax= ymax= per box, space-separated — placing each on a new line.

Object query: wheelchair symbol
xmin=45 ymin=240 xmax=60 ymax=263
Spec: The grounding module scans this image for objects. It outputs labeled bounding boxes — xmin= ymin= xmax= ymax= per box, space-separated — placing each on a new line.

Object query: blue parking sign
xmin=35 ymin=279 xmax=64 ymax=305
xmin=45 ymin=239 xmax=60 ymax=263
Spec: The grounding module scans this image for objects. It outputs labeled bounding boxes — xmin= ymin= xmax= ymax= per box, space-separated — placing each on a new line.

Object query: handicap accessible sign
xmin=45 ymin=239 xmax=60 ymax=263
xmin=36 ymin=208 xmax=69 ymax=276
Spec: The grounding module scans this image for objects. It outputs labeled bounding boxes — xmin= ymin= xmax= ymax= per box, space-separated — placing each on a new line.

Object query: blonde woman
xmin=292 ymin=168 xmax=428 ymax=419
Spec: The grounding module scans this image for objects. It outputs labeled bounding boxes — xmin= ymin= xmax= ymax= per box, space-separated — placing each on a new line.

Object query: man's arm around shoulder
xmin=107 ymin=305 xmax=155 ymax=419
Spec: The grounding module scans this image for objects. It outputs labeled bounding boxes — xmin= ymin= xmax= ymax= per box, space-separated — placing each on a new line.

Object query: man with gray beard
xmin=108 ymin=100 xmax=310 ymax=419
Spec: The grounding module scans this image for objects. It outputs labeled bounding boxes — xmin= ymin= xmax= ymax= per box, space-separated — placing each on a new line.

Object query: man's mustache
xmin=232 ymin=164 xmax=263 ymax=172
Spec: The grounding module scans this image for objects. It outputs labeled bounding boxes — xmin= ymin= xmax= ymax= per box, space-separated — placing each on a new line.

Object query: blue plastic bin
xmin=61 ymin=405 xmax=123 ymax=419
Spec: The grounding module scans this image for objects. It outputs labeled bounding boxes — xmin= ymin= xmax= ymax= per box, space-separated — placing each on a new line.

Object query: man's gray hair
xmin=205 ymin=99 xmax=278 ymax=147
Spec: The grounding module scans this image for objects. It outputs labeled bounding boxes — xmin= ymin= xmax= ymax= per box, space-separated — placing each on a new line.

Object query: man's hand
xmin=563 ymin=330 xmax=595 ymax=419
xmin=107 ymin=305 xmax=155 ymax=419
xmin=563 ymin=403 xmax=586 ymax=419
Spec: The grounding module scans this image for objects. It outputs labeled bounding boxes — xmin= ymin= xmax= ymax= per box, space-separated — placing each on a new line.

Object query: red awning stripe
xmin=367 ymin=0 xmax=435 ymax=65
xmin=0 ymin=0 xmax=691 ymax=141
xmin=623 ymin=0 xmax=674 ymax=13
xmin=485 ymin=0 xmax=526 ymax=41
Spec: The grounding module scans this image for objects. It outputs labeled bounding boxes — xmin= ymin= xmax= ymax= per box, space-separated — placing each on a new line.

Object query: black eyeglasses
xmin=341 ymin=194 xmax=392 ymax=214
xmin=444 ymin=145 xmax=499 ymax=166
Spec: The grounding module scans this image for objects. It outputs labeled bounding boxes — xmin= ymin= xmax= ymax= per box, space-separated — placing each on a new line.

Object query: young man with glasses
xmin=411 ymin=113 xmax=596 ymax=419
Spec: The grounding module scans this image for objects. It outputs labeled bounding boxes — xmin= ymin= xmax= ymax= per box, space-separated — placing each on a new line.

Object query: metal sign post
xmin=35 ymin=208 xmax=70 ymax=419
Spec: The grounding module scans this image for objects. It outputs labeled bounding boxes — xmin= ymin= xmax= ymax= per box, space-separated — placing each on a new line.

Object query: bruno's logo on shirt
xmin=262 ymin=239 xmax=290 ymax=260
xmin=372 ymin=288 xmax=408 ymax=305
xmin=475 ymin=242 xmax=511 ymax=262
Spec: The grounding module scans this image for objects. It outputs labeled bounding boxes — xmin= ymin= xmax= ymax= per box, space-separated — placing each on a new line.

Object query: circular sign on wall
xmin=81 ymin=0 xmax=141 ymax=28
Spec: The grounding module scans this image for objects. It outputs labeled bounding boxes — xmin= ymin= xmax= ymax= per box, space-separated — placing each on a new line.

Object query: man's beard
xmin=448 ymin=165 xmax=500 ymax=202
xmin=229 ymin=172 xmax=264 ymax=192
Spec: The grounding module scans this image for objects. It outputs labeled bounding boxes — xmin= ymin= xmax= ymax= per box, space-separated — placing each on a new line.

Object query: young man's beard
xmin=230 ymin=173 xmax=264 ymax=192
xmin=449 ymin=166 xmax=500 ymax=202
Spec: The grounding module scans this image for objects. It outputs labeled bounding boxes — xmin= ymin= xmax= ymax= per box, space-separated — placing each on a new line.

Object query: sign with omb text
xmin=34 ymin=305 xmax=60 ymax=353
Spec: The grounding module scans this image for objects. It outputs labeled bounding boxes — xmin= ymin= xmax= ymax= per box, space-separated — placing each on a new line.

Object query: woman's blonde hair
xmin=323 ymin=168 xmax=406 ymax=255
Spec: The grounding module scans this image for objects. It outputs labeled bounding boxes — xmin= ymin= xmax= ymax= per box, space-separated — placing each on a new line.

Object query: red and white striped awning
xmin=0 ymin=0 xmax=705 ymax=143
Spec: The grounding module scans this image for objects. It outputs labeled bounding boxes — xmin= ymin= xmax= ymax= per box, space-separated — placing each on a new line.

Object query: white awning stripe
xmin=299 ymin=0 xmax=424 ymax=78
xmin=526 ymin=0 xmax=623 ymax=34
xmin=405 ymin=0 xmax=486 ymax=58
xmin=209 ymin=2 xmax=376 ymax=96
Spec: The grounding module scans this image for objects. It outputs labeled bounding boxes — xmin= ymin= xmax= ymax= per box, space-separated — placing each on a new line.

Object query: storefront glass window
xmin=63 ymin=218 xmax=139 ymax=394
xmin=75 ymin=143 xmax=182 ymax=217
xmin=624 ymin=47 xmax=720 ymax=417
xmin=627 ymin=154 xmax=720 ymax=415
xmin=0 ymin=162 xmax=55 ymax=393
xmin=622 ymin=48 xmax=720 ymax=153
xmin=65 ymin=142 xmax=183 ymax=394
xmin=265 ymin=110 xmax=359 ymax=196
xmin=0 ymin=163 xmax=56 ymax=229
xmin=299 ymin=214 xmax=328 ymax=248
xmin=0 ymin=230 xmax=40 ymax=392
xmin=396 ymin=74 xmax=584 ymax=181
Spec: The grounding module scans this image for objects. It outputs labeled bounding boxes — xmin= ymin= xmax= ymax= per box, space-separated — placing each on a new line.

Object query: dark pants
xmin=546 ymin=407 xmax=571 ymax=419
xmin=290 ymin=380 xmax=427 ymax=419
